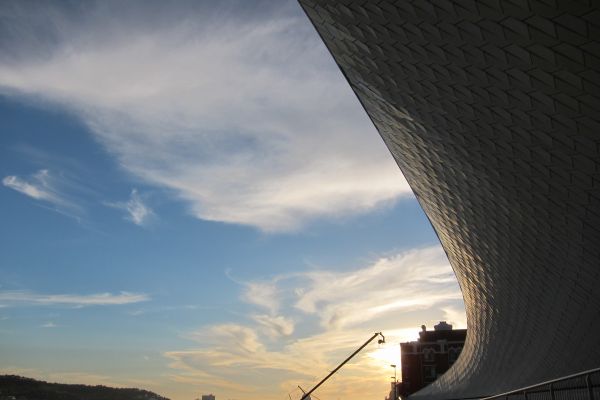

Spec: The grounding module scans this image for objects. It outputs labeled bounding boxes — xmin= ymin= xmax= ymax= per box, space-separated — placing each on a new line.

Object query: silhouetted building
xmin=201 ymin=395 xmax=215 ymax=400
xmin=398 ymin=322 xmax=466 ymax=398
xmin=386 ymin=380 xmax=400 ymax=400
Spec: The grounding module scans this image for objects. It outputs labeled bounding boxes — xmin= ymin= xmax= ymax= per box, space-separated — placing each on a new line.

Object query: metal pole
xmin=300 ymin=332 xmax=385 ymax=400
xmin=587 ymin=373 xmax=595 ymax=400
xmin=394 ymin=364 xmax=398 ymax=400
xmin=393 ymin=365 xmax=398 ymax=400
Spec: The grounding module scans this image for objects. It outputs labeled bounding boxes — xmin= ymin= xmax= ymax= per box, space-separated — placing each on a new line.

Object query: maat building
xmin=298 ymin=0 xmax=600 ymax=398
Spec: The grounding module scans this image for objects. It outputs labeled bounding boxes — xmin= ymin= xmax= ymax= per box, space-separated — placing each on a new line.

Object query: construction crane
xmin=299 ymin=332 xmax=386 ymax=400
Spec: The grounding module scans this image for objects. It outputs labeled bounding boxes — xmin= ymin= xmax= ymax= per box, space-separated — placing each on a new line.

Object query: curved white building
xmin=298 ymin=1 xmax=600 ymax=398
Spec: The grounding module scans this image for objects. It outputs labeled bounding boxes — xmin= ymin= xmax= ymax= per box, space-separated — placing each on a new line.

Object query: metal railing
xmin=481 ymin=367 xmax=600 ymax=400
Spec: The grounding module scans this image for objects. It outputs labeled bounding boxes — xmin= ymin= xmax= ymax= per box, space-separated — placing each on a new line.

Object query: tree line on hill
xmin=0 ymin=375 xmax=170 ymax=400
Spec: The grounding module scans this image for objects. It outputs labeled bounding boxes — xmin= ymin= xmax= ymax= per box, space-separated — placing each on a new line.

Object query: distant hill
xmin=0 ymin=375 xmax=170 ymax=400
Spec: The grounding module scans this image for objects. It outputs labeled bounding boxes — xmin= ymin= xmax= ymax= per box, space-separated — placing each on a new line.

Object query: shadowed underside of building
xmin=298 ymin=1 xmax=600 ymax=399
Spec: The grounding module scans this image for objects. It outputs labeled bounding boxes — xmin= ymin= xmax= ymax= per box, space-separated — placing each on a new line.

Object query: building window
xmin=423 ymin=348 xmax=435 ymax=362
xmin=423 ymin=365 xmax=436 ymax=381
xmin=448 ymin=347 xmax=459 ymax=364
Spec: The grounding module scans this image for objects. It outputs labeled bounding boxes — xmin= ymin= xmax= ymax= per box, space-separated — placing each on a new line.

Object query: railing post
xmin=524 ymin=391 xmax=528 ymax=400
xmin=550 ymin=383 xmax=555 ymax=400
xmin=587 ymin=373 xmax=594 ymax=400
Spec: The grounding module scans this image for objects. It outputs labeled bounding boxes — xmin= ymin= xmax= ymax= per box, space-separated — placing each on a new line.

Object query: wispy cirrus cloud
xmin=2 ymin=169 xmax=81 ymax=218
xmin=242 ymin=281 xmax=281 ymax=314
xmin=166 ymin=246 xmax=465 ymax=400
xmin=105 ymin=189 xmax=154 ymax=226
xmin=251 ymin=314 xmax=294 ymax=338
xmin=3 ymin=171 xmax=56 ymax=201
xmin=0 ymin=0 xmax=411 ymax=232
xmin=0 ymin=290 xmax=150 ymax=307
xmin=293 ymin=247 xmax=462 ymax=330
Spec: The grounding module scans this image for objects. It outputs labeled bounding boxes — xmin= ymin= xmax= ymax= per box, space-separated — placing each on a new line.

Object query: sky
xmin=0 ymin=1 xmax=466 ymax=400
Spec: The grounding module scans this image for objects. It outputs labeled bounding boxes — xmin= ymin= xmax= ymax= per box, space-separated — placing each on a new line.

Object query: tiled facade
xmin=298 ymin=1 xmax=600 ymax=398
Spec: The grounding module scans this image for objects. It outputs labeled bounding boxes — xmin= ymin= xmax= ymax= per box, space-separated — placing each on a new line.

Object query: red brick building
xmin=398 ymin=322 xmax=467 ymax=398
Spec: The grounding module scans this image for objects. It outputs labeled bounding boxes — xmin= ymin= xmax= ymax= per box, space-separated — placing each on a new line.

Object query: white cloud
xmin=165 ymin=246 xmax=465 ymax=400
xmin=41 ymin=321 xmax=57 ymax=328
xmin=242 ymin=281 xmax=281 ymax=314
xmin=166 ymin=325 xmax=426 ymax=400
xmin=293 ymin=247 xmax=462 ymax=330
xmin=2 ymin=169 xmax=79 ymax=212
xmin=106 ymin=189 xmax=154 ymax=226
xmin=442 ymin=305 xmax=468 ymax=329
xmin=252 ymin=314 xmax=294 ymax=338
xmin=0 ymin=1 xmax=411 ymax=232
xmin=3 ymin=172 xmax=54 ymax=201
xmin=0 ymin=290 xmax=150 ymax=307
xmin=2 ymin=169 xmax=86 ymax=222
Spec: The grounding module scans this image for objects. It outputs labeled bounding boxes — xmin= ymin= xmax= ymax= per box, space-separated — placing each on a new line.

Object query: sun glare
xmin=366 ymin=345 xmax=401 ymax=370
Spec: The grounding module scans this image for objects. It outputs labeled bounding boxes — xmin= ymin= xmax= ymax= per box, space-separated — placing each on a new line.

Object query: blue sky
xmin=0 ymin=1 xmax=465 ymax=400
